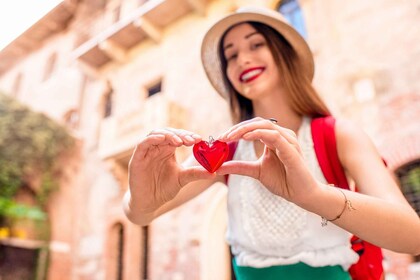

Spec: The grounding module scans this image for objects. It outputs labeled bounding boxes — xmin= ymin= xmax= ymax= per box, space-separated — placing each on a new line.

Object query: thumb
xmin=216 ymin=160 xmax=260 ymax=179
xmin=179 ymin=166 xmax=217 ymax=186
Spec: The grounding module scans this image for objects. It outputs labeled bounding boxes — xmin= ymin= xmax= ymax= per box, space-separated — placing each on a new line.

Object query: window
xmin=396 ymin=160 xmax=420 ymax=262
xmin=43 ymin=53 xmax=57 ymax=81
xmin=117 ymin=224 xmax=124 ymax=280
xmin=396 ymin=160 xmax=420 ymax=216
xmin=103 ymin=83 xmax=114 ymax=118
xmin=147 ymin=80 xmax=162 ymax=98
xmin=108 ymin=223 xmax=124 ymax=280
xmin=0 ymin=246 xmax=40 ymax=279
xmin=141 ymin=226 xmax=149 ymax=279
xmin=277 ymin=0 xmax=308 ymax=39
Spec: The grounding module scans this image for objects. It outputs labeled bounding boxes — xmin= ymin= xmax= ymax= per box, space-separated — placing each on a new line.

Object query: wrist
xmin=127 ymin=189 xmax=159 ymax=214
xmin=124 ymin=191 xmax=157 ymax=226
xmin=297 ymin=182 xmax=354 ymax=224
xmin=295 ymin=180 xmax=326 ymax=209
xmin=321 ymin=186 xmax=355 ymax=226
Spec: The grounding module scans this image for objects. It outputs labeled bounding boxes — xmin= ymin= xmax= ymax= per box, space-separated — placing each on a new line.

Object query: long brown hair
xmin=218 ymin=22 xmax=331 ymax=124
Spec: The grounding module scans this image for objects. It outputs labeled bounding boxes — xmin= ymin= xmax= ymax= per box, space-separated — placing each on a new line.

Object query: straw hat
xmin=201 ymin=6 xmax=314 ymax=99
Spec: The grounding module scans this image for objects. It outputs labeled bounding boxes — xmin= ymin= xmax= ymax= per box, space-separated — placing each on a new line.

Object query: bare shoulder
xmin=334 ymin=117 xmax=384 ymax=174
xmin=335 ymin=118 xmax=369 ymax=143
xmin=334 ymin=118 xmax=409 ymax=202
xmin=334 ymin=118 xmax=378 ymax=154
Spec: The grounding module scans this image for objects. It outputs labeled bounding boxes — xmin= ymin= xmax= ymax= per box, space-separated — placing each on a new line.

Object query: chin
xmin=241 ymin=86 xmax=269 ymax=100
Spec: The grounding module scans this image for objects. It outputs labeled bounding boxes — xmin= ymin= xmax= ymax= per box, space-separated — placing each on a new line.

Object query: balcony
xmin=98 ymin=94 xmax=186 ymax=165
xmin=73 ymin=0 xmax=210 ymax=70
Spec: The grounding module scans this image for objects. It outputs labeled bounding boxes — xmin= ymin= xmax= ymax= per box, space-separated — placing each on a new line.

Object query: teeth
xmin=241 ymin=69 xmax=263 ymax=82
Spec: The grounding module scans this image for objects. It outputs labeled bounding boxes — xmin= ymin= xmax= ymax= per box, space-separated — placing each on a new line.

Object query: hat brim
xmin=201 ymin=7 xmax=314 ymax=99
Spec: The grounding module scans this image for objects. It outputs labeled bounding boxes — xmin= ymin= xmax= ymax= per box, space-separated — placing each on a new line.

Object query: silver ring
xmin=268 ymin=118 xmax=278 ymax=124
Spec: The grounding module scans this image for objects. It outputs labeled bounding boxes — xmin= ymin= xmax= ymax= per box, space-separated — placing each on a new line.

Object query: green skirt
xmin=233 ymin=258 xmax=351 ymax=280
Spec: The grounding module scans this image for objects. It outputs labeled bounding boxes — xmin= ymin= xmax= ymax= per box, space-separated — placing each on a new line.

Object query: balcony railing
xmin=98 ymin=94 xmax=186 ymax=161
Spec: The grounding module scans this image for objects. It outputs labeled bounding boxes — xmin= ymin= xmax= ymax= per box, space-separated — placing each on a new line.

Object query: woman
xmin=123 ymin=7 xmax=420 ymax=279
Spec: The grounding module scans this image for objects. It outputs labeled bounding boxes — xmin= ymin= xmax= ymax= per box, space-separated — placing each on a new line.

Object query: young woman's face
xmin=223 ymin=23 xmax=281 ymax=100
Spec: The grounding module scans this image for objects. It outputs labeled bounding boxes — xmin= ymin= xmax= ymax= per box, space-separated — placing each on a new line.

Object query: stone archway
xmin=381 ymin=134 xmax=420 ymax=171
xmin=375 ymin=93 xmax=420 ymax=171
xmin=374 ymin=93 xmax=420 ymax=279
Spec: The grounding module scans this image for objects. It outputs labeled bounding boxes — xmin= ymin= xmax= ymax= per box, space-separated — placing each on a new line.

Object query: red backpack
xmin=225 ymin=116 xmax=384 ymax=280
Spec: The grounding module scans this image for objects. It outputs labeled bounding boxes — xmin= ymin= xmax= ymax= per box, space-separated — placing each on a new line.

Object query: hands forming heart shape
xmin=193 ymin=137 xmax=229 ymax=173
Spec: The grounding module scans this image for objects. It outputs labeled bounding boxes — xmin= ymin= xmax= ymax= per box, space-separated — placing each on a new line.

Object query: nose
xmin=237 ymin=50 xmax=252 ymax=67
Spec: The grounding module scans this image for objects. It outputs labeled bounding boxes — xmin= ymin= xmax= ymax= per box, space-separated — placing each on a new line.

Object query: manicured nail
xmin=226 ymin=132 xmax=234 ymax=140
xmin=219 ymin=133 xmax=228 ymax=140
xmin=185 ymin=135 xmax=195 ymax=142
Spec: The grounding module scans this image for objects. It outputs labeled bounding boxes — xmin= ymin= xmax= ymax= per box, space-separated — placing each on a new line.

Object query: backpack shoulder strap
xmin=225 ymin=141 xmax=238 ymax=185
xmin=311 ymin=116 xmax=350 ymax=190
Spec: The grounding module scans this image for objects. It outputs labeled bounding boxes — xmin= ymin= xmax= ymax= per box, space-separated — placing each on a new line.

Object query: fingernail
xmin=185 ymin=135 xmax=195 ymax=141
xmin=218 ymin=133 xmax=227 ymax=140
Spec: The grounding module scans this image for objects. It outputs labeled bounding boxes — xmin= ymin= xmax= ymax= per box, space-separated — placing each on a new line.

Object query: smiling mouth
xmin=239 ymin=67 xmax=265 ymax=83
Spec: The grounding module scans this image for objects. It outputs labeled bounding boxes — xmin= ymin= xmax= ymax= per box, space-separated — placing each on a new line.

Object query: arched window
xmin=108 ymin=223 xmax=124 ymax=280
xmin=396 ymin=160 xmax=420 ymax=216
xmin=141 ymin=226 xmax=149 ymax=279
xmin=277 ymin=0 xmax=308 ymax=39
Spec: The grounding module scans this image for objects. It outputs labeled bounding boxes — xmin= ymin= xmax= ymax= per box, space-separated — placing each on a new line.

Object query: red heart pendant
xmin=193 ymin=138 xmax=229 ymax=173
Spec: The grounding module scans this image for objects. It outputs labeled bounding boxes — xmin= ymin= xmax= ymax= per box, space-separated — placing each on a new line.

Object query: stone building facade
xmin=0 ymin=0 xmax=419 ymax=279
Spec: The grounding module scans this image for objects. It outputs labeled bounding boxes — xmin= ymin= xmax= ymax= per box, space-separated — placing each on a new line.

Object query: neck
xmin=252 ymin=91 xmax=302 ymax=133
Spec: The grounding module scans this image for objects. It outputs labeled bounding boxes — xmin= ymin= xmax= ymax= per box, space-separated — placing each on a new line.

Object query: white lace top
xmin=226 ymin=117 xmax=359 ymax=270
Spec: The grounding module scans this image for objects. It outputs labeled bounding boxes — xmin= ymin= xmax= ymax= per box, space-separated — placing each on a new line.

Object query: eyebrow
xmin=223 ymin=31 xmax=260 ymax=51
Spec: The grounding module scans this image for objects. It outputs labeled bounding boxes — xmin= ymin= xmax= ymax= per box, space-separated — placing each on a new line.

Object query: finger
xmin=218 ymin=117 xmax=262 ymax=140
xmin=165 ymin=128 xmax=203 ymax=146
xmin=133 ymin=131 xmax=184 ymax=162
xmin=148 ymin=129 xmax=184 ymax=145
xmin=232 ymin=121 xmax=299 ymax=148
xmin=216 ymin=160 xmax=260 ymax=179
xmin=243 ymin=131 xmax=300 ymax=168
xmin=179 ymin=166 xmax=217 ymax=186
xmin=222 ymin=118 xmax=296 ymax=144
xmin=134 ymin=134 xmax=167 ymax=159
xmin=243 ymin=129 xmax=302 ymax=156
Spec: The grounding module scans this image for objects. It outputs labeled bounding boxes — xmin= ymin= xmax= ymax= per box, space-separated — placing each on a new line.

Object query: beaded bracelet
xmin=321 ymin=187 xmax=355 ymax=227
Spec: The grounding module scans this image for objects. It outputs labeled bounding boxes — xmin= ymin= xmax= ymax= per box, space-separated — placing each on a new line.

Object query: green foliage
xmin=401 ymin=165 xmax=420 ymax=193
xmin=0 ymin=160 xmax=21 ymax=198
xmin=0 ymin=93 xmax=74 ymax=218
xmin=0 ymin=197 xmax=46 ymax=221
